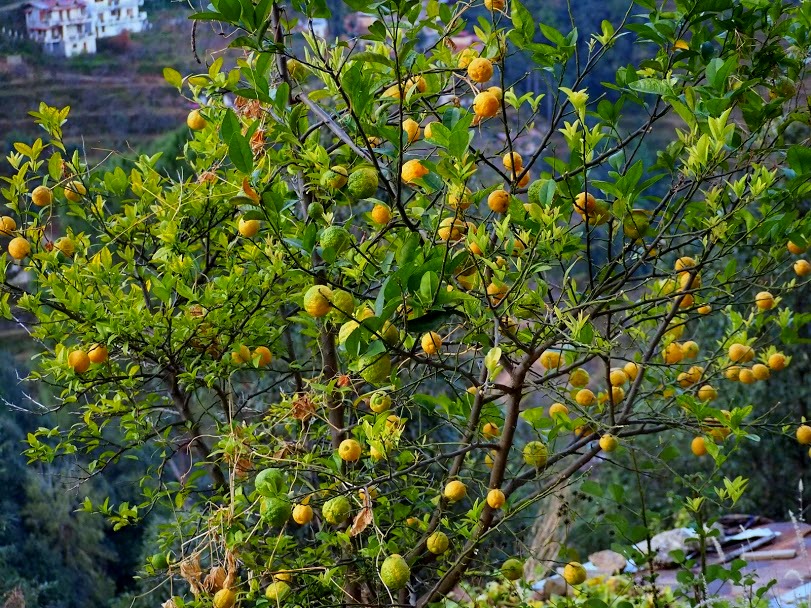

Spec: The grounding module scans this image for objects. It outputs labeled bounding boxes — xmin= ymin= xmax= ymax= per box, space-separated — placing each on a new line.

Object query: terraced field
xmin=0 ymin=6 xmax=234 ymax=168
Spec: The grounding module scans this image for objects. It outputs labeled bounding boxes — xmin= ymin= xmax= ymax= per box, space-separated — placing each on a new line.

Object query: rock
xmin=534 ymin=575 xmax=571 ymax=600
xmin=635 ymin=528 xmax=696 ymax=566
xmin=588 ymin=549 xmax=627 ymax=574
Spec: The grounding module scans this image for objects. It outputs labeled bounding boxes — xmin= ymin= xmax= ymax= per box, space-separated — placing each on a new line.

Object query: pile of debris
xmin=532 ymin=515 xmax=811 ymax=605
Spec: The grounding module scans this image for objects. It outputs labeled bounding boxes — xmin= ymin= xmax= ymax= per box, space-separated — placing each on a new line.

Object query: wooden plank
xmin=741 ymin=549 xmax=796 ymax=560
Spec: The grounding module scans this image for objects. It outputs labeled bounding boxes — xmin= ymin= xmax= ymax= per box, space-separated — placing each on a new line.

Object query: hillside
xmin=0 ymin=4 xmax=234 ymax=168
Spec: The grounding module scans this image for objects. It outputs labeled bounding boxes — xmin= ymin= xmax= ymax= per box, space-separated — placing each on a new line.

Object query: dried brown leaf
xmin=349 ymin=491 xmax=373 ymax=537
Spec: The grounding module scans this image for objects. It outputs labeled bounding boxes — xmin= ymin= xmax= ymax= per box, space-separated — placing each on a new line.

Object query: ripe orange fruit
xmin=68 ymin=349 xmax=90 ymax=374
xmin=88 ymin=343 xmax=108 ymax=364
xmin=467 ymin=57 xmax=494 ymax=83
xmin=438 ymin=217 xmax=466 ymax=241
xmin=679 ymin=270 xmax=701 ymax=291
xmin=401 ymin=159 xmax=429 ymax=184
xmin=738 ymin=368 xmax=756 ymax=384
xmin=767 ymin=353 xmax=787 ymax=371
xmin=574 ymin=192 xmax=597 ymax=215
xmin=444 ymin=479 xmax=467 ymax=501
xmin=486 ymin=488 xmax=506 ymax=509
xmin=8 ymin=236 xmax=30 ymax=260
xmin=254 ymin=346 xmax=272 ymax=366
xmin=563 ymin=562 xmax=587 ymax=585
xmin=663 ymin=342 xmax=683 ymax=364
xmin=796 ymin=425 xmax=811 ymax=445
xmin=338 ymin=438 xmax=362 ymax=462
xmin=691 ymin=436 xmax=707 ymax=456
xmin=575 ymin=388 xmax=595 ymax=407
xmin=424 ymin=122 xmax=436 ymax=139
xmin=292 ymin=504 xmax=313 ymax=525
xmin=794 ymin=259 xmax=810 ymax=277
xmin=788 ymin=241 xmax=807 ymax=254
xmin=486 ymin=281 xmax=508 ymax=305
xmin=609 ymin=368 xmax=628 ymax=386
xmin=623 ymin=361 xmax=639 ymax=380
xmin=755 ymin=291 xmax=775 ymax=310
xmin=421 ymin=331 xmax=443 ymax=356
xmin=303 ymin=285 xmax=332 ymax=317
xmin=402 ymin=118 xmax=421 ymax=143
xmin=517 ymin=170 xmax=530 ymax=188
xmin=482 ymin=422 xmax=500 ymax=438
xmin=697 ymin=385 xmax=717 ymax=402
xmin=371 ymin=204 xmax=392 ymax=225
xmin=64 ymin=181 xmax=86 ymax=203
xmin=484 ymin=0 xmax=505 ymax=10
xmin=32 ymin=185 xmax=53 ymax=207
xmin=549 ymin=403 xmax=569 ymax=417
xmin=674 ymin=39 xmax=690 ymax=50
xmin=539 ymin=350 xmax=562 ymax=369
xmin=231 ymin=344 xmax=251 ymax=364
xmin=728 ymin=343 xmax=753 ymax=363
xmin=599 ymin=434 xmax=618 ymax=452
xmin=187 ymin=109 xmax=207 ymax=130
xmin=502 ymin=151 xmax=523 ymax=172
xmin=725 ymin=366 xmax=740 ymax=381
xmin=681 ymin=341 xmax=699 ymax=359
xmin=674 ymin=256 xmax=696 ymax=271
xmin=473 ymin=91 xmax=500 ymax=118
xmin=238 ymin=218 xmax=260 ymax=237
xmin=487 ymin=86 xmax=503 ymax=100
xmin=751 ymin=363 xmax=770 ymax=380
xmin=0 ymin=216 xmax=16 ymax=236
xmin=488 ymin=189 xmax=510 ymax=214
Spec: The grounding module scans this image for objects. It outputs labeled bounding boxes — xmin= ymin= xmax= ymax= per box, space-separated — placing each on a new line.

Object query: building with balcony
xmin=24 ymin=0 xmax=146 ymax=57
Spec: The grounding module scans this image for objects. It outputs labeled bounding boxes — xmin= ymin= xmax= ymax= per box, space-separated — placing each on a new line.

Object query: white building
xmin=24 ymin=0 xmax=146 ymax=57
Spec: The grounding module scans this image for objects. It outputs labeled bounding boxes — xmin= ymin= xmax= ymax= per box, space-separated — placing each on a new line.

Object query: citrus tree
xmin=3 ymin=0 xmax=811 ymax=606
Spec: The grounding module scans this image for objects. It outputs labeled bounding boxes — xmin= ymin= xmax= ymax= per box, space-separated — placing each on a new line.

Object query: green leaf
xmin=162 ymin=67 xmax=183 ymax=89
xmin=228 ymin=133 xmax=254 ymax=174
xmin=629 ymin=78 xmax=674 ymax=96
xmin=510 ymin=0 xmax=535 ymax=42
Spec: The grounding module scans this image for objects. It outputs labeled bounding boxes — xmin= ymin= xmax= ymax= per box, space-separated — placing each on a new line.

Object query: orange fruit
xmin=68 ymin=349 xmax=90 ymax=374
xmin=467 ymin=57 xmax=494 ymax=83
xmin=371 ymin=204 xmax=392 ymax=225
xmin=402 ymin=118 xmax=421 ymax=143
xmin=754 ymin=291 xmax=775 ymax=310
xmin=0 ymin=216 xmax=16 ymax=236
xmin=421 ymin=331 xmax=443 ymax=356
xmin=691 ymin=436 xmax=707 ymax=456
xmin=575 ymin=388 xmax=595 ymax=407
xmin=486 ymin=488 xmax=506 ymax=509
xmin=187 ymin=109 xmax=207 ymax=130
xmin=32 ymin=185 xmax=53 ymax=207
xmin=88 ymin=343 xmax=108 ymax=364
xmin=401 ymin=159 xmax=429 ymax=183
xmin=64 ymin=180 xmax=86 ymax=203
xmin=767 ymin=353 xmax=787 ymax=371
xmin=488 ymin=189 xmax=510 ymax=213
xmin=238 ymin=218 xmax=260 ymax=237
xmin=473 ymin=91 xmax=500 ymax=118
xmin=254 ymin=346 xmax=272 ymax=366
xmin=338 ymin=438 xmax=362 ymax=462
xmin=8 ymin=236 xmax=30 ymax=260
